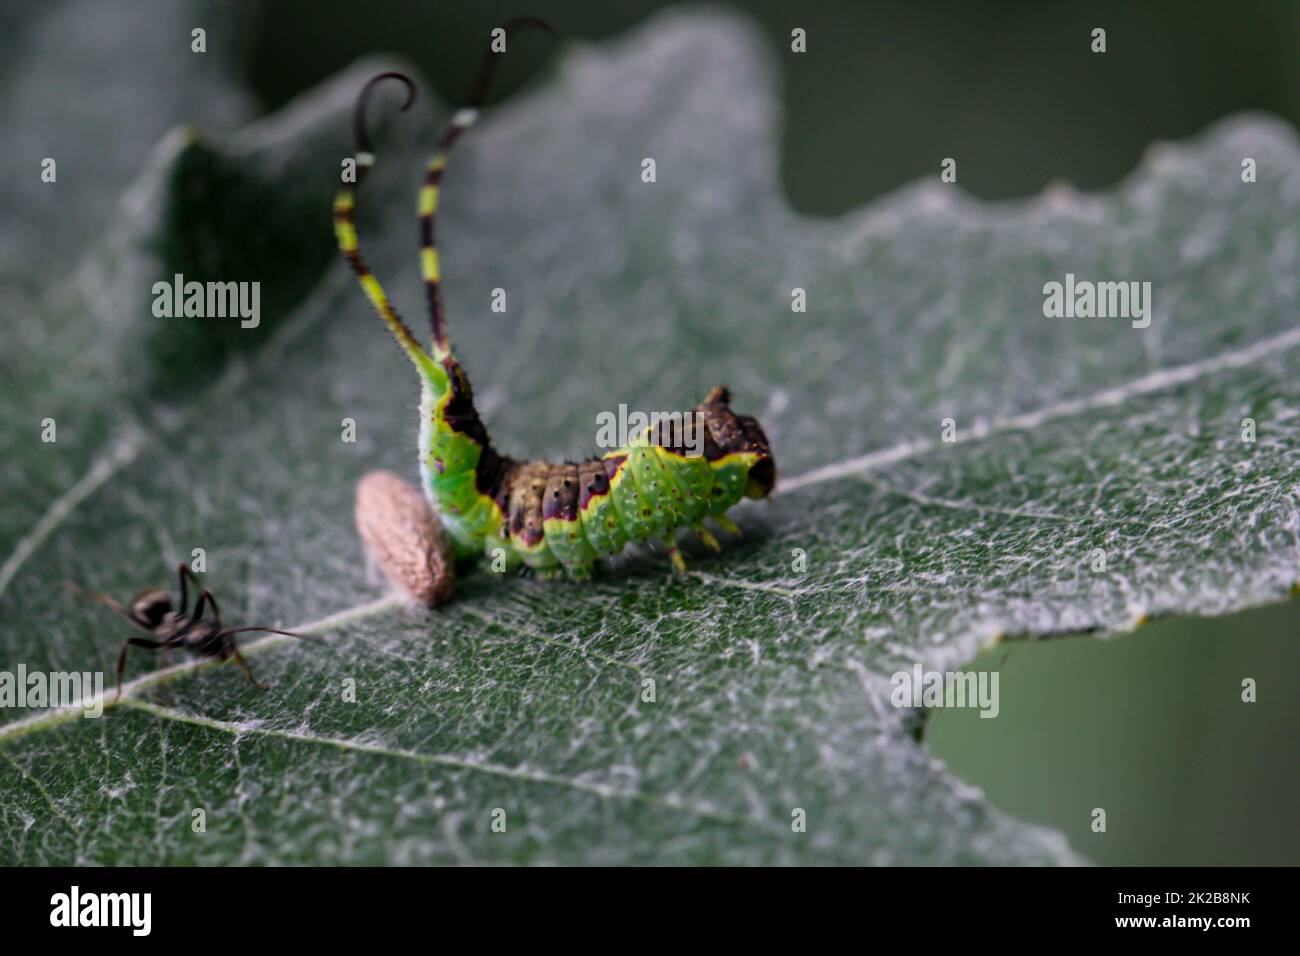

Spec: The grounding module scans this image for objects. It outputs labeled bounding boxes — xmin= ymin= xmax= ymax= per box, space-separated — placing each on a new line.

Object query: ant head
xmin=130 ymin=588 xmax=174 ymax=628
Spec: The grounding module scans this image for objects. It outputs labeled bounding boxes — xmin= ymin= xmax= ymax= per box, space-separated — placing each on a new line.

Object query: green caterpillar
xmin=334 ymin=34 xmax=775 ymax=589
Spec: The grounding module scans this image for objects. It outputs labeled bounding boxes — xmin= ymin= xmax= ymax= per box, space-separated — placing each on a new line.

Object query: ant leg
xmin=185 ymin=591 xmax=207 ymax=626
xmin=175 ymin=564 xmax=192 ymax=617
xmin=178 ymin=565 xmax=209 ymax=622
xmin=115 ymin=637 xmax=169 ymax=700
xmin=201 ymin=588 xmax=221 ymax=626
xmin=214 ymin=625 xmax=315 ymax=692
xmin=226 ymin=641 xmax=268 ymax=691
xmin=187 ymin=587 xmax=222 ymax=629
xmin=115 ymin=642 xmax=128 ymax=700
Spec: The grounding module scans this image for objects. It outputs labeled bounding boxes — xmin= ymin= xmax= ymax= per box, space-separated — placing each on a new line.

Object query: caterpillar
xmin=334 ymin=22 xmax=775 ymax=599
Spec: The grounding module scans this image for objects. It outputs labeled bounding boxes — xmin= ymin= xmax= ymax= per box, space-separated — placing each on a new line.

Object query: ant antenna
xmin=219 ymin=626 xmax=324 ymax=645
xmin=66 ymin=581 xmax=136 ymax=624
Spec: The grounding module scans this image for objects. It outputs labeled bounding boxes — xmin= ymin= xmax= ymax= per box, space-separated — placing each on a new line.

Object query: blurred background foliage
xmin=930 ymin=602 xmax=1300 ymax=866
xmin=104 ymin=0 xmax=1300 ymax=864
xmin=247 ymin=0 xmax=1300 ymax=214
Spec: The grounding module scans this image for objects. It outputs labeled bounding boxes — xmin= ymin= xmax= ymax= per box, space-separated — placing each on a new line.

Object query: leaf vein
xmin=121 ymin=698 xmax=752 ymax=828
xmin=778 ymin=323 xmax=1300 ymax=494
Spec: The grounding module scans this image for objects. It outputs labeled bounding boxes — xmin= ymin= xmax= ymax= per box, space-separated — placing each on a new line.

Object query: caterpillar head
xmin=738 ymin=415 xmax=776 ymax=499
xmin=700 ymin=386 xmax=777 ymax=499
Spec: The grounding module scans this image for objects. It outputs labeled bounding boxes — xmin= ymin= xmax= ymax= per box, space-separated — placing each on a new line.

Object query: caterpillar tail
xmin=333 ymin=71 xmax=445 ymax=391
xmin=419 ymin=16 xmax=555 ymax=357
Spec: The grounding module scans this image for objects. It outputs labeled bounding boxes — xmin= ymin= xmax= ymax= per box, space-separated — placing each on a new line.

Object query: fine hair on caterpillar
xmin=336 ymin=17 xmax=776 ymax=602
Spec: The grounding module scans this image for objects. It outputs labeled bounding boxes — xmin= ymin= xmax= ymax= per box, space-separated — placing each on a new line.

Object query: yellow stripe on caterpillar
xmin=335 ymin=222 xmax=358 ymax=252
xmin=419 ymin=185 xmax=438 ymax=216
xmin=421 ymin=247 xmax=440 ymax=282
xmin=708 ymin=451 xmax=761 ymax=471
xmin=359 ymin=274 xmax=388 ymax=310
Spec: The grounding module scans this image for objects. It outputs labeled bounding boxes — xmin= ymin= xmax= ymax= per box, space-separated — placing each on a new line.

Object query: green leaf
xmin=2 ymin=5 xmax=1297 ymax=865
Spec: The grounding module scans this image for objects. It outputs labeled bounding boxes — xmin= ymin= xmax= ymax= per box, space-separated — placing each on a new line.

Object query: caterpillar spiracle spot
xmin=338 ymin=21 xmax=776 ymax=605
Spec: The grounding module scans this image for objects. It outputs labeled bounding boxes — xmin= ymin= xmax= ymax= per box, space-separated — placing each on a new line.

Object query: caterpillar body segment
xmin=338 ymin=41 xmax=776 ymax=587
xmin=413 ymin=359 xmax=775 ymax=580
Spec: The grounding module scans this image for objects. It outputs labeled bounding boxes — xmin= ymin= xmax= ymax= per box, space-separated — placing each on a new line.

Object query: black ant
xmin=69 ymin=564 xmax=311 ymax=699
